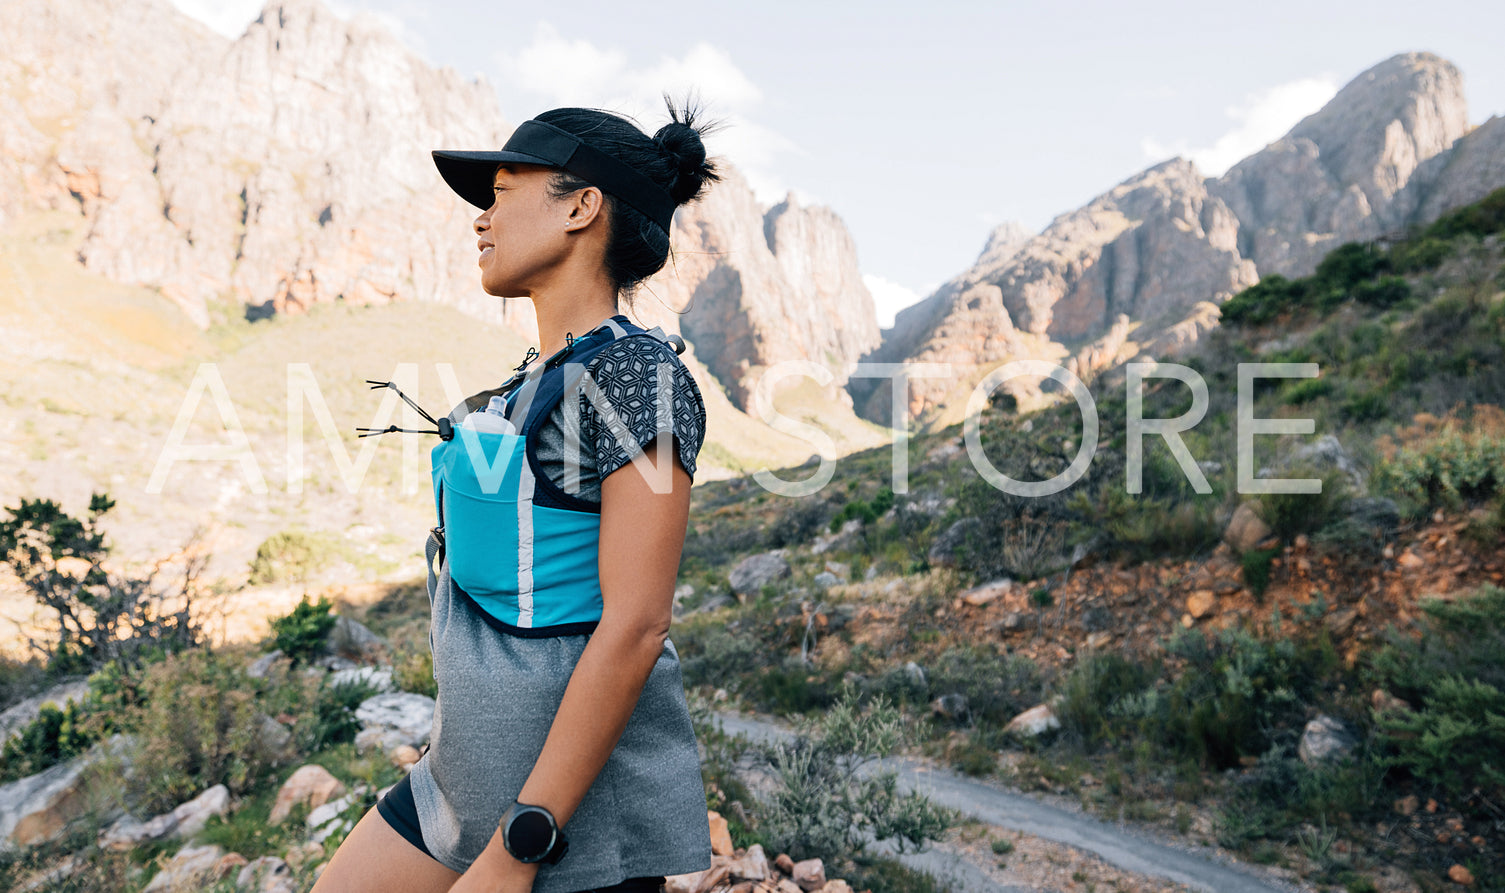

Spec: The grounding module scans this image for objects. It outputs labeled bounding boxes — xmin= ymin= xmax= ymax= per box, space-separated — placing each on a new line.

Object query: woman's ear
xmin=565 ymin=185 xmax=606 ymax=230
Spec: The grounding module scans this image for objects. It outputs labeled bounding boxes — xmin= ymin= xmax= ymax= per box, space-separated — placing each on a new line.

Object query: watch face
xmin=509 ymin=809 xmax=555 ymax=859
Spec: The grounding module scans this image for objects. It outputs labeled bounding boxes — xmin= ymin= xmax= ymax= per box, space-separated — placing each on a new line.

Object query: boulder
xmin=729 ymin=552 xmax=791 ymax=597
xmin=792 ymin=858 xmax=826 ymax=892
xmin=1005 ymin=703 xmax=1060 ymax=738
xmin=707 ymin=809 xmax=733 ymax=856
xmin=822 ymin=882 xmax=853 ymax=893
xmin=1298 ymin=715 xmax=1358 ymax=766
xmin=927 ymin=518 xmax=981 ymax=568
xmin=268 ymin=765 xmax=345 ymax=825
xmin=1186 ymin=590 xmax=1216 ymax=619
xmin=100 ymin=783 xmax=229 ymax=850
xmin=1224 ymin=503 xmax=1273 ymax=552
xmin=930 ymin=694 xmax=969 ymax=722
xmin=812 ymin=572 xmax=840 ymax=589
xmin=0 ymin=735 xmax=127 ymax=849
xmin=902 ymin=661 xmax=927 ymax=688
xmin=142 ymin=843 xmax=230 ymax=892
xmin=237 ymin=856 xmax=298 ymax=893
xmin=247 ymin=651 xmax=285 ymax=679
xmin=959 ymin=578 xmax=1011 ymax=607
xmin=1276 ymin=435 xmax=1366 ymax=493
xmin=327 ymin=615 xmax=386 ymax=658
xmin=329 ymin=666 xmax=394 ymax=692
xmin=1448 ymin=864 xmax=1475 ymax=886
xmin=308 ymin=789 xmax=363 ymax=844
xmin=257 ymin=714 xmax=294 ymax=757
xmin=353 ymin=692 xmax=435 ymax=751
xmin=0 ymin=679 xmax=90 ymax=743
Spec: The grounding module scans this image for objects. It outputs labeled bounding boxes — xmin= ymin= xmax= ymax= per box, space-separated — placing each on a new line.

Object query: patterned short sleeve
xmin=580 ymin=336 xmax=707 ymax=483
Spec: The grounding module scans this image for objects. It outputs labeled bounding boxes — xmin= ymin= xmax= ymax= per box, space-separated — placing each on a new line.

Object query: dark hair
xmin=535 ymin=94 xmax=722 ymax=302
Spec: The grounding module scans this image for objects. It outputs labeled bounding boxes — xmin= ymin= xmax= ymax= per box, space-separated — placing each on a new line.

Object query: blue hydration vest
xmin=430 ymin=315 xmax=676 ymax=637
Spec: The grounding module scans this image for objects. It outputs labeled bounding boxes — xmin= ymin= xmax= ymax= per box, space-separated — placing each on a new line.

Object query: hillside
xmin=666 ymin=188 xmax=1505 ymax=892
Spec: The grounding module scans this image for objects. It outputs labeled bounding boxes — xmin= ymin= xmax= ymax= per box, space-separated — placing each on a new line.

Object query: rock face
xmin=2 ymin=0 xmax=880 ymax=414
xmin=858 ymin=52 xmax=1505 ymax=424
xmin=1213 ymin=53 xmax=1469 ymax=276
xmin=674 ymin=170 xmax=881 ymax=406
xmin=0 ymin=0 xmax=522 ymax=331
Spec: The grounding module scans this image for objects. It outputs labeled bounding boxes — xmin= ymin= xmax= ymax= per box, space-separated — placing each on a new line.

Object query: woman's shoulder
xmin=582 ymin=334 xmax=705 ymax=414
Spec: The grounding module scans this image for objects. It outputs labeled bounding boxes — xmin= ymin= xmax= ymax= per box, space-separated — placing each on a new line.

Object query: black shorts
xmin=375 ymin=773 xmax=667 ymax=893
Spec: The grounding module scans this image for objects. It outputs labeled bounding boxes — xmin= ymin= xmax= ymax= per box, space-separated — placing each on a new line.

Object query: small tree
xmin=0 ymin=493 xmax=206 ymax=671
xmin=753 ymin=686 xmax=954 ymax=862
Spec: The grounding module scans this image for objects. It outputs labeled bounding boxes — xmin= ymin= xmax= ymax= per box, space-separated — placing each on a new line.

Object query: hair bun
xmin=653 ymin=95 xmax=722 ymax=206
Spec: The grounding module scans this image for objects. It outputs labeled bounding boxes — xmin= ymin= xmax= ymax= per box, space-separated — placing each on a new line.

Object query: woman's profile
xmin=313 ymin=96 xmax=721 ymax=893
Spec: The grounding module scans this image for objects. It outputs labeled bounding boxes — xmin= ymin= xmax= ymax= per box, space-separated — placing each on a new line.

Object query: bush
xmin=1257 ymin=469 xmax=1352 ymax=541
xmin=1352 ymin=275 xmax=1410 ymax=309
xmin=924 ymin=646 xmax=1041 ymax=726
xmin=829 ymin=487 xmax=895 ymax=532
xmin=267 ymin=596 xmax=338 ymax=665
xmin=1374 ymin=423 xmax=1505 ymax=516
xmin=1241 ymin=547 xmax=1279 ymax=598
xmin=1056 ymin=652 xmax=1156 ymax=749
xmin=124 ymin=649 xmax=286 ymax=814
xmin=0 ymin=700 xmax=96 ymax=782
xmin=752 ymin=687 xmax=953 ymax=862
xmin=1372 ymin=585 xmax=1505 ymax=808
xmin=0 ymin=493 xmax=206 ymax=671
xmin=248 ymin=529 xmax=340 ymax=585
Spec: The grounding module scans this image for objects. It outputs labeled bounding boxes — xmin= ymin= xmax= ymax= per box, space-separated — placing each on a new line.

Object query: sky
xmin=171 ymin=0 xmax=1505 ymax=328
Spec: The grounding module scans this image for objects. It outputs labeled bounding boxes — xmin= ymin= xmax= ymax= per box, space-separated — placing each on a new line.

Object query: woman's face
xmin=473 ymin=163 xmax=573 ymax=297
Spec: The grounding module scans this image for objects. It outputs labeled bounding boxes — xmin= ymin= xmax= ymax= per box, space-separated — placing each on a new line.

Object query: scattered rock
xmin=1324 ymin=607 xmax=1359 ymax=636
xmin=257 ymin=714 xmax=293 ymax=756
xmin=959 ymin=578 xmax=1011 ymax=607
xmin=389 ymin=745 xmax=421 ymax=770
xmin=902 ymin=662 xmax=927 ymax=688
xmin=777 ymin=881 xmax=803 ymax=893
xmin=812 ymin=572 xmax=840 ymax=589
xmin=329 ymin=666 xmax=394 ymax=692
xmin=1394 ymin=794 xmax=1420 ymax=816
xmin=774 ymin=853 xmax=796 ymax=875
xmin=824 ymin=561 xmax=849 ymax=579
xmin=1277 ymin=435 xmax=1367 ymax=492
xmin=0 ymin=735 xmax=128 ymax=849
xmin=928 ymin=518 xmax=981 ymax=568
xmin=994 ymin=611 xmax=1030 ymax=633
xmin=142 ymin=843 xmax=230 ymax=892
xmin=1005 ymin=703 xmax=1060 ymax=738
xmin=308 ymin=789 xmax=363 ymax=844
xmin=792 ymin=858 xmax=825 ymax=892
xmin=707 ymin=810 xmax=733 ymax=856
xmin=312 ymin=655 xmax=360 ymax=672
xmin=822 ymin=881 xmax=853 ymax=893
xmin=0 ymin=679 xmax=90 ymax=743
xmin=283 ymin=841 xmax=326 ymax=873
xmin=237 ymin=856 xmax=298 ymax=893
xmin=353 ymin=692 xmax=435 ymax=751
xmin=269 ymin=765 xmax=345 ymax=825
xmin=729 ymin=551 xmax=791 ymax=597
xmin=1186 ymin=590 xmax=1216 ymax=619
xmin=1448 ymin=864 xmax=1475 ymax=886
xmin=732 ymin=843 xmax=768 ymax=880
xmin=100 ymin=784 xmax=229 ymax=850
xmin=1299 ymin=714 xmax=1358 ymax=766
xmin=1372 ymin=689 xmax=1412 ymax=714
xmin=1224 ymin=503 xmax=1273 ymax=553
xmin=247 ymin=651 xmax=285 ymax=679
xmin=930 ymin=693 xmax=969 ymax=721
xmin=1347 ymin=497 xmax=1401 ymax=535
xmin=327 ymin=615 xmax=386 ymax=658
xmin=1398 ymin=549 xmax=1425 ymax=570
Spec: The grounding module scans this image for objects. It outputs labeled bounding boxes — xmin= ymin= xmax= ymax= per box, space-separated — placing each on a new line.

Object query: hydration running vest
xmin=429 ymin=315 xmax=683 ymax=637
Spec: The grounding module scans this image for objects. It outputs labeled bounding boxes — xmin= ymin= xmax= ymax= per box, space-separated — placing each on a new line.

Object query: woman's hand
xmin=447 ymin=849 xmax=540 ymax=893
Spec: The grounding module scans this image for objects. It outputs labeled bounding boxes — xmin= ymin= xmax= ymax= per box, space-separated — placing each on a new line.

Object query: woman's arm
xmin=452 ymin=434 xmax=691 ymax=892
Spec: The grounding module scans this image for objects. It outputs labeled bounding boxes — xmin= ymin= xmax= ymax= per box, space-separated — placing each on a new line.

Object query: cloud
xmin=863 ymin=274 xmax=929 ymax=330
xmin=493 ymin=23 xmax=797 ymax=203
xmin=167 ymin=0 xmax=264 ymax=38
xmin=1142 ymin=76 xmax=1338 ymax=176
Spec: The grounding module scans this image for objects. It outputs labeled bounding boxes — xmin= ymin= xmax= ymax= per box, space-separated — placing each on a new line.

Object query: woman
xmin=314 ymin=98 xmax=721 ymax=893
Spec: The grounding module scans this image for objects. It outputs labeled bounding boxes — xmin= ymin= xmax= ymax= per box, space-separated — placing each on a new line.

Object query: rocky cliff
xmin=859 ymin=52 xmax=1505 ymax=424
xmin=1 ymin=0 xmax=878 ymax=412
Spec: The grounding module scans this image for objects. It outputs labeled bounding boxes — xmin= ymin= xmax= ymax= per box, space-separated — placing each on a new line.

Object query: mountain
xmin=857 ymin=52 xmax=1505 ymax=425
xmin=0 ymin=0 xmax=879 ymax=409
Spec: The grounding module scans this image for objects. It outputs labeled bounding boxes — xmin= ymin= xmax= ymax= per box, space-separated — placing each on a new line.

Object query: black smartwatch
xmin=498 ymin=801 xmax=569 ymax=865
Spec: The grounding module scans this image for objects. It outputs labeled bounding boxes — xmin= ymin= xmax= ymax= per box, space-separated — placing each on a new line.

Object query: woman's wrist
xmin=469 ymin=839 xmax=543 ymax=887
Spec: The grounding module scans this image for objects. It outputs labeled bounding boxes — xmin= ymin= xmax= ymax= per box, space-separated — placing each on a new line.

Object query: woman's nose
xmin=473 ymin=211 xmax=488 ymax=235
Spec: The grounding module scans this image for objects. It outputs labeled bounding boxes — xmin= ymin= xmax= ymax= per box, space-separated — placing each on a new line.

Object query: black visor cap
xmin=433 ymin=119 xmax=676 ymax=232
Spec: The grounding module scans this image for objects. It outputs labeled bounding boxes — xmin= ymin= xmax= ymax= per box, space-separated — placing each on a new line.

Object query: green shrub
xmin=248 ymin=529 xmax=339 ymax=585
xmin=1352 ymin=275 xmax=1411 ymax=308
xmin=1257 ymin=469 xmax=1351 ymax=541
xmin=393 ymin=647 xmax=437 ymax=699
xmin=124 ymin=649 xmax=286 ymax=814
xmin=0 ymin=700 xmax=96 ymax=782
xmin=1372 ymin=585 xmax=1505 ymax=808
xmin=1374 ymin=425 xmax=1505 ymax=516
xmin=924 ymin=646 xmax=1042 ymax=725
xmin=752 ymin=688 xmax=953 ymax=862
xmin=1422 ymin=185 xmax=1505 ymax=240
xmin=1056 ymin=652 xmax=1156 ymax=749
xmin=1282 ymin=377 xmax=1333 ymax=405
xmin=1389 ymin=236 xmax=1454 ymax=272
xmin=1221 ymin=275 xmax=1309 ymax=325
xmin=267 ymin=595 xmax=338 ymax=664
xmin=829 ymin=487 xmax=895 ymax=532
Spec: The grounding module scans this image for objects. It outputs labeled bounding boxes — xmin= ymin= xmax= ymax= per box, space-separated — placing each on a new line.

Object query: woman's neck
xmin=531 ymin=290 xmax=620 ymax=359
